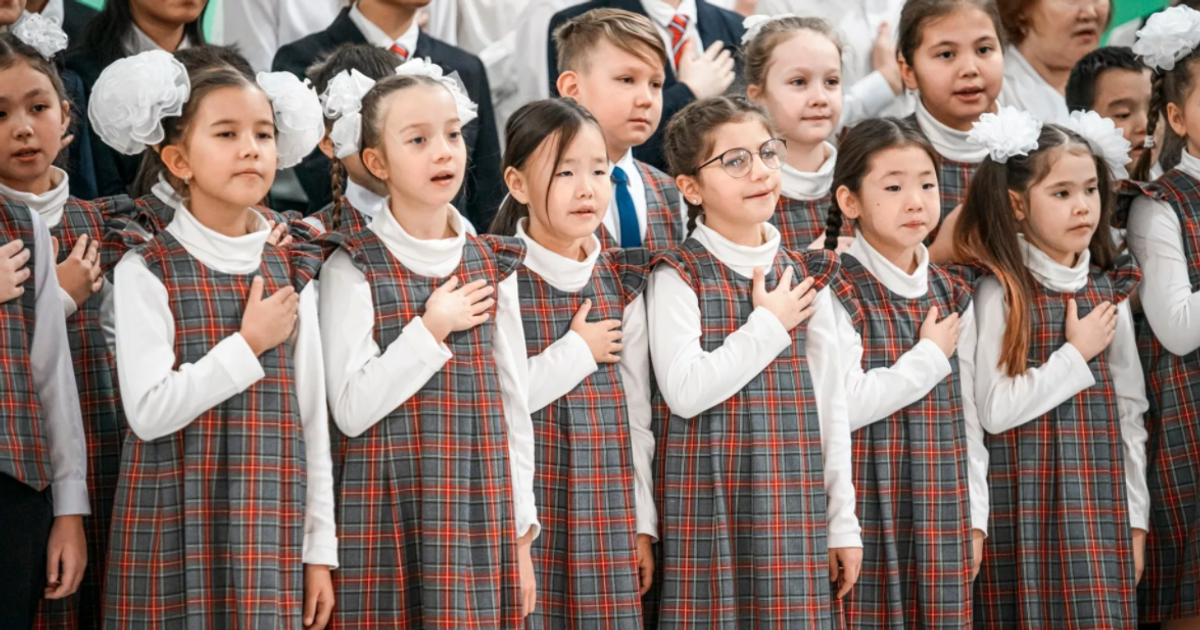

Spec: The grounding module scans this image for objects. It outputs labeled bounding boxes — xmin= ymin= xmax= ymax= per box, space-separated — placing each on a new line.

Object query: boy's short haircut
xmin=554 ymin=8 xmax=668 ymax=75
xmin=1066 ymin=46 xmax=1148 ymax=112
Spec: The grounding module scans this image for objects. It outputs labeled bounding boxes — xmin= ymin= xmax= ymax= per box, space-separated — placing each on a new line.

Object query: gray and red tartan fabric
xmin=597 ymin=161 xmax=684 ymax=252
xmin=332 ymin=230 xmax=525 ymax=628
xmin=104 ymin=232 xmax=308 ymax=628
xmin=974 ymin=256 xmax=1141 ymax=629
xmin=316 ymin=197 xmax=369 ymax=237
xmin=772 ymin=194 xmax=832 ymax=253
xmin=514 ymin=247 xmax=651 ymax=629
xmin=1124 ymin=168 xmax=1200 ymax=623
xmin=651 ymin=240 xmax=839 ymax=628
xmin=832 ymin=255 xmax=975 ymax=629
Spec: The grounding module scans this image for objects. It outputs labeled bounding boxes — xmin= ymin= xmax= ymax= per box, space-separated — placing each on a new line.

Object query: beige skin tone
xmin=317 ymin=136 xmax=391 ymax=198
xmin=1091 ymin=68 xmax=1152 ymax=165
xmin=1016 ymin=0 xmax=1110 ymax=95
xmin=362 ymin=83 xmax=539 ymax=617
xmin=129 ymin=0 xmax=207 ymax=53
xmin=0 ymin=0 xmax=23 ymax=26
xmin=158 ymin=84 xmax=334 ymax=629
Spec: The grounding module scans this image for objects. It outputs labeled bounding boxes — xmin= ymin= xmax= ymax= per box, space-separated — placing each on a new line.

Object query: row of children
xmin=1 ymin=0 xmax=1200 ymax=629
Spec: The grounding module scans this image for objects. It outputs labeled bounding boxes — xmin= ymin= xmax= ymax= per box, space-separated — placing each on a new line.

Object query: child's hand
xmin=677 ymin=41 xmax=735 ymax=100
xmin=919 ymin=306 xmax=960 ymax=358
xmin=517 ymin=529 xmax=537 ymax=618
xmin=54 ymin=234 xmax=104 ymax=308
xmin=265 ymin=220 xmax=294 ymax=249
xmin=0 ymin=239 xmax=31 ymax=304
xmin=302 ymin=564 xmax=335 ymax=629
xmin=44 ymin=514 xmax=86 ymax=599
xmin=422 ymin=276 xmax=495 ymax=342
xmin=828 ymin=547 xmax=862 ymax=600
xmin=1133 ymin=528 xmax=1146 ymax=585
xmin=872 ymin=22 xmax=903 ymax=95
xmin=570 ymin=299 xmax=623 ymax=364
xmin=751 ymin=267 xmax=816 ymax=332
xmin=240 ymin=276 xmax=299 ymax=356
xmin=1065 ymin=299 xmax=1117 ymax=362
xmin=636 ymin=534 xmax=654 ymax=596
xmin=971 ymin=529 xmax=985 ymax=581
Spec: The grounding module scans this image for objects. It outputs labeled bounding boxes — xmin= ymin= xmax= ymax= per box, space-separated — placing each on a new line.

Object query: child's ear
xmin=1166 ymin=102 xmax=1189 ymax=139
xmin=58 ymin=100 xmax=71 ymax=138
xmin=361 ymin=147 xmax=390 ymax=182
xmin=746 ymin=83 xmax=764 ymax=104
xmin=159 ymin=144 xmax=193 ymax=183
xmin=318 ymin=133 xmax=335 ymax=161
xmin=1008 ymin=189 xmax=1027 ymax=222
xmin=675 ymin=174 xmax=701 ymax=207
xmin=835 ymin=185 xmax=862 ymax=220
xmin=898 ymin=55 xmax=919 ymax=93
xmin=504 ymin=166 xmax=531 ymax=205
xmin=557 ymin=71 xmax=581 ymax=99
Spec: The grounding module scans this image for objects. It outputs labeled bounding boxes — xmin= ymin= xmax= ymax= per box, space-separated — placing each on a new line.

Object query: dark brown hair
xmin=743 ymin=16 xmax=842 ymax=89
xmin=554 ymin=8 xmax=668 ymax=75
xmin=898 ymin=0 xmax=1006 ymax=65
xmin=488 ymin=98 xmax=602 ymax=235
xmin=663 ymin=96 xmax=773 ymax=233
xmin=359 ymin=73 xmax=447 ymax=153
xmin=0 ymin=33 xmax=73 ymax=170
xmin=1132 ymin=47 xmax=1200 ymax=181
xmin=823 ymin=117 xmax=940 ymax=250
xmin=77 ymin=0 xmax=208 ymax=74
xmin=955 ymin=123 xmax=1117 ymax=376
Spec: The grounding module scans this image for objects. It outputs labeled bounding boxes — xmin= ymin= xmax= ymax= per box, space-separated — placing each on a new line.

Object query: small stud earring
xmin=691 ymin=198 xmax=699 ymax=204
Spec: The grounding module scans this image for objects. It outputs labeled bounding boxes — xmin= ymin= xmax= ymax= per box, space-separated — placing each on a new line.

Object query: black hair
xmin=1065 ymin=46 xmax=1147 ymax=112
xmin=174 ymin=44 xmax=254 ymax=80
xmin=77 ymin=0 xmax=208 ymax=72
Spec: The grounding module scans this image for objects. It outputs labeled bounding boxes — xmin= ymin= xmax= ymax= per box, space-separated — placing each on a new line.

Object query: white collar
xmin=1018 ymin=233 xmax=1090 ymax=292
xmin=0 ymin=167 xmax=69 ymax=229
xmin=612 ymin=148 xmax=637 ymax=172
xmin=641 ymin=0 xmax=698 ymax=29
xmin=163 ymin=202 xmax=271 ymax=275
xmin=152 ymin=175 xmax=184 ymax=208
xmin=349 ymin=2 xmax=420 ymax=54
xmin=845 ymin=229 xmax=928 ymax=299
xmin=515 ymin=218 xmax=600 ymax=292
xmin=692 ymin=218 xmax=782 ymax=279
xmin=1176 ymin=147 xmax=1200 ymax=182
xmin=1002 ymin=44 xmax=1068 ymax=124
xmin=914 ymin=98 xmax=988 ymax=164
xmin=368 ymin=204 xmax=467 ymax=278
xmin=124 ymin=23 xmax=193 ymax=55
xmin=344 ymin=179 xmax=387 ymax=221
xmin=780 ymin=143 xmax=836 ymax=200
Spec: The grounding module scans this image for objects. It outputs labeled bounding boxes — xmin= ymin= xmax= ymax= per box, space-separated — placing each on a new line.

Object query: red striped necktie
xmin=390 ymin=43 xmax=409 ymax=61
xmin=668 ymin=14 xmax=690 ymax=68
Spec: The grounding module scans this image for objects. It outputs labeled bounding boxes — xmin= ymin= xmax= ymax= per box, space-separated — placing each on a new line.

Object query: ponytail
xmin=489 ymin=194 xmax=530 ymax=236
xmin=1133 ymin=71 xmax=1167 ymax=181
xmin=330 ymin=159 xmax=347 ymax=230
xmin=823 ymin=197 xmax=844 ymax=251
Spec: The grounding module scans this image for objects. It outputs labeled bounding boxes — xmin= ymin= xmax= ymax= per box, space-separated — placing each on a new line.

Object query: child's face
xmin=901 ymin=7 xmax=1004 ymax=131
xmin=366 ymin=83 xmax=467 ymax=212
xmin=167 ymin=85 xmax=278 ymax=210
xmin=0 ymin=0 xmax=24 ymax=26
xmin=680 ymin=119 xmax=782 ymax=228
xmin=0 ymin=62 xmax=70 ymax=195
xmin=841 ymin=146 xmax=941 ymax=258
xmin=522 ymin=123 xmax=611 ymax=241
xmin=1021 ymin=0 xmax=1108 ymax=71
xmin=129 ymin=0 xmax=206 ymax=26
xmin=562 ymin=40 xmax=664 ymax=161
xmin=747 ymin=31 xmax=842 ymax=151
xmin=1091 ymin=67 xmax=1152 ymax=164
xmin=1018 ymin=147 xmax=1101 ymax=267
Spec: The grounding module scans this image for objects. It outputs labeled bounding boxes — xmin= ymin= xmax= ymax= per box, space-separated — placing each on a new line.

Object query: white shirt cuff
xmin=57 ymin=286 xmax=77 ymax=319
xmin=914 ymin=338 xmax=953 ymax=379
xmin=405 ymin=316 xmax=454 ymax=368
xmin=749 ymin=305 xmax=793 ymax=349
xmin=213 ymin=333 xmax=267 ymax=389
xmin=971 ymin=508 xmax=989 ymax=537
xmin=828 ymin=530 xmax=863 ymax=549
xmin=52 ymin=478 xmax=90 ymax=516
xmin=1059 ymin=342 xmax=1098 ymax=390
xmin=303 ymin=532 xmax=340 ymax=568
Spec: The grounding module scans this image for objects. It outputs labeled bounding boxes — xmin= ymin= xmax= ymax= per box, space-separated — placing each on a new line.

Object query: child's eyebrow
xmin=1103 ymin=97 xmax=1140 ymax=108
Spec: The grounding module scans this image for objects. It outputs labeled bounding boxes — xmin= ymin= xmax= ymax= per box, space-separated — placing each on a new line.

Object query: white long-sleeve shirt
xmin=997 ymin=45 xmax=1068 ymax=125
xmin=319 ymin=205 xmax=540 ymax=539
xmin=223 ymin=0 xmax=348 ymax=72
xmin=913 ymin=98 xmax=989 ymax=164
xmin=779 ymin=142 xmax=836 ymax=201
xmin=513 ymin=220 xmax=658 ymax=540
xmin=647 ymin=219 xmax=861 ymax=548
xmin=112 ymin=203 xmax=338 ymax=567
xmin=830 ymin=233 xmax=990 ymax=533
xmin=973 ymin=235 xmax=1149 ymax=531
xmin=1128 ymin=149 xmax=1200 ymax=356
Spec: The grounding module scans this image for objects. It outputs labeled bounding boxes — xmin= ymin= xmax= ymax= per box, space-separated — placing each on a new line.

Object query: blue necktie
xmin=610 ymin=166 xmax=642 ymax=248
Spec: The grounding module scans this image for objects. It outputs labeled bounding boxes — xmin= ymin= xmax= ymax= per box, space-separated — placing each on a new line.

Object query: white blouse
xmin=780 ymin=143 xmax=837 ymax=201
xmin=973 ymin=235 xmax=1149 ymax=530
xmin=112 ymin=203 xmax=338 ymax=566
xmin=997 ymin=45 xmax=1069 ymax=125
xmin=913 ymin=98 xmax=989 ymax=164
xmin=318 ymin=205 xmax=540 ymax=539
xmin=647 ymin=219 xmax=861 ymax=548
xmin=829 ymin=233 xmax=990 ymax=533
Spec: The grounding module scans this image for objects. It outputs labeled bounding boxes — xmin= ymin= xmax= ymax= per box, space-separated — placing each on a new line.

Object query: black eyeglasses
xmin=695 ymin=138 xmax=787 ymax=178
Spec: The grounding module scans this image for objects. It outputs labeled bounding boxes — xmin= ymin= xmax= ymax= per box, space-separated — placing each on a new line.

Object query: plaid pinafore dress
xmin=771 ymin=194 xmax=832 ymax=252
xmin=833 ymin=255 xmax=974 ymax=629
xmin=598 ymin=161 xmax=684 ymax=252
xmin=515 ymin=246 xmax=651 ymax=629
xmin=332 ymin=230 xmax=525 ymax=628
xmin=315 ymin=198 xmax=370 ymax=236
xmin=974 ymin=256 xmax=1142 ymax=629
xmin=653 ymin=239 xmax=839 ymax=628
xmin=104 ymin=232 xmax=309 ymax=629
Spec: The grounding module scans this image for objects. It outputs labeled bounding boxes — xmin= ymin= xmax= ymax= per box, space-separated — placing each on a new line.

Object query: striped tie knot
xmin=668 ymin=14 xmax=689 ymax=68
xmin=390 ymin=43 xmax=409 ymax=61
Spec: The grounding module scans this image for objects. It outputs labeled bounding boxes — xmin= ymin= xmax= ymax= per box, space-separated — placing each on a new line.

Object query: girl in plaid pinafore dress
xmin=958 ymin=118 xmax=1149 ymax=629
xmin=318 ymin=71 xmax=538 ymax=628
xmin=743 ymin=16 xmax=845 ymax=253
xmin=821 ymin=118 xmax=987 ymax=629
xmin=489 ymin=98 xmax=655 ymax=628
xmin=651 ymin=96 xmax=862 ymax=628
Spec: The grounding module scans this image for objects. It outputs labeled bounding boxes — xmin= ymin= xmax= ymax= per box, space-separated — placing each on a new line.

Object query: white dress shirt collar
xmin=344 ymin=179 xmax=387 ymax=221
xmin=780 ymin=142 xmax=836 ymax=200
xmin=124 ymin=23 xmax=193 ymax=55
xmin=692 ymin=218 xmax=782 ymax=279
xmin=516 ymin=218 xmax=601 ymax=292
xmin=1175 ymin=146 xmax=1200 ymax=182
xmin=349 ymin=2 xmax=421 ymax=54
xmin=0 ymin=166 xmax=70 ymax=229
xmin=914 ymin=98 xmax=989 ymax=164
xmin=845 ymin=229 xmax=929 ymax=299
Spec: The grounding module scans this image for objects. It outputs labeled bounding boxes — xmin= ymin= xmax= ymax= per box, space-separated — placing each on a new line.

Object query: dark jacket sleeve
xmin=461 ymin=58 xmax=504 ymax=232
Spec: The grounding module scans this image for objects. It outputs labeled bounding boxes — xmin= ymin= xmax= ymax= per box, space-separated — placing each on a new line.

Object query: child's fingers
xmin=303 ymin=588 xmax=319 ymax=627
xmin=0 ymin=238 xmax=24 ymax=258
xmin=777 ymin=266 xmax=795 ymax=289
xmin=455 ymin=278 xmax=489 ymax=294
xmin=571 ymin=299 xmax=593 ymax=325
xmin=1066 ymin=299 xmax=1078 ymax=322
xmin=68 ymin=234 xmax=88 ymax=260
xmin=436 ymin=275 xmax=460 ymax=293
xmin=313 ymin=589 xmax=334 ymax=630
xmin=87 ymin=238 xmax=100 ymax=264
xmin=828 ymin=551 xmax=841 ymax=583
xmin=924 ymin=306 xmax=939 ymax=325
xmin=464 ymin=284 xmax=496 ymax=302
xmin=470 ymin=298 xmax=496 ymax=315
xmin=837 ymin=560 xmax=860 ymax=599
xmin=790 ymin=275 xmax=815 ymax=298
xmin=10 ymin=245 xmax=30 ymax=268
xmin=469 ymin=312 xmax=491 ymax=327
xmin=247 ymin=276 xmax=265 ymax=303
xmin=14 ymin=267 xmax=30 ymax=285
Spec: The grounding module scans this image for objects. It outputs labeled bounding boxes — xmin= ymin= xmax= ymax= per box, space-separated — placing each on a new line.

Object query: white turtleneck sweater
xmin=0 ymin=172 xmax=88 ymax=517
xmin=304 ymin=179 xmax=480 ymax=236
xmin=112 ymin=202 xmax=338 ymax=567
xmin=647 ymin=219 xmax=861 ymax=549
xmin=829 ymin=233 xmax=990 ymax=534
xmin=318 ymin=205 xmax=540 ymax=540
xmin=973 ymin=236 xmax=1149 ymax=530
xmin=1128 ymin=148 xmax=1200 ymax=356
xmin=779 ymin=143 xmax=837 ymax=202
xmin=997 ymin=45 xmax=1069 ymax=125
xmin=914 ymin=99 xmax=989 ymax=165
xmin=513 ymin=219 xmax=657 ymax=539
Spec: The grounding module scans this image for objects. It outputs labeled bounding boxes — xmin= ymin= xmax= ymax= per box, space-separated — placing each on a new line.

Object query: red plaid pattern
xmin=832 ymin=256 xmax=974 ymax=629
xmin=332 ymin=230 xmax=525 ymax=628
xmin=597 ymin=161 xmax=684 ymax=252
xmin=104 ymin=232 xmax=307 ymax=628
xmin=974 ymin=256 xmax=1142 ymax=628
xmin=0 ymin=199 xmax=48 ymax=491
xmin=1123 ymin=169 xmax=1200 ymax=622
xmin=316 ymin=198 xmax=370 ymax=236
xmin=514 ymin=246 xmax=651 ymax=629
xmin=772 ymin=194 xmax=832 ymax=252
xmin=651 ymin=240 xmax=839 ymax=627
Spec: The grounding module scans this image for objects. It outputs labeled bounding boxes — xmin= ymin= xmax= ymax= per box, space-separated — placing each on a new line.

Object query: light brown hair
xmin=743 ymin=16 xmax=843 ymax=90
xmin=554 ymin=8 xmax=668 ymax=75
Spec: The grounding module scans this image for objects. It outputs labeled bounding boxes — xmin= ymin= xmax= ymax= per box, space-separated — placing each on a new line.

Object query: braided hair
xmin=1132 ymin=48 xmax=1200 ymax=181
